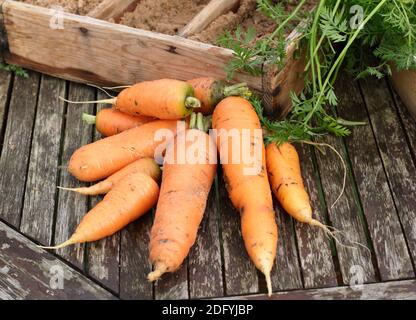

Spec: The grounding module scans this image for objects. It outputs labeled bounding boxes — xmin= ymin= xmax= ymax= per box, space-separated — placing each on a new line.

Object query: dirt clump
xmin=17 ymin=0 xmax=102 ymax=15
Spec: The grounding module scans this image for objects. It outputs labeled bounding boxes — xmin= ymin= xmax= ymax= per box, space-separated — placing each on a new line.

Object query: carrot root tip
xmin=265 ymin=271 xmax=272 ymax=297
xmin=58 ymin=96 xmax=117 ymax=105
xmin=82 ymin=113 xmax=97 ymax=125
xmin=147 ymin=264 xmax=168 ymax=282
xmin=38 ymin=238 xmax=76 ymax=250
xmin=185 ymin=96 xmax=201 ymax=110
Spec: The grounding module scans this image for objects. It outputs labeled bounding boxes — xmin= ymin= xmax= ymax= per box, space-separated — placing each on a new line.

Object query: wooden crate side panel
xmin=1 ymin=1 xmax=261 ymax=90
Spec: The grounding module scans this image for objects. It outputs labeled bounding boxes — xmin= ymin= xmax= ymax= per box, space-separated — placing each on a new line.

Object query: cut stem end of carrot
xmin=184 ymin=96 xmax=201 ymax=110
xmin=223 ymin=82 xmax=252 ymax=100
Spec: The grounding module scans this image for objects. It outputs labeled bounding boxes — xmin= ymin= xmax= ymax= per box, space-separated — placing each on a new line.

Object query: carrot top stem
xmin=204 ymin=115 xmax=212 ymax=132
xmin=223 ymin=82 xmax=252 ymax=99
xmin=196 ymin=112 xmax=205 ymax=131
xmin=82 ymin=113 xmax=97 ymax=125
xmin=184 ymin=96 xmax=201 ymax=110
xmin=189 ymin=113 xmax=197 ymax=129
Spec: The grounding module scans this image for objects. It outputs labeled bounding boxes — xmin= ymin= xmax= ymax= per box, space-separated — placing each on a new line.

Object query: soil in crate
xmin=118 ymin=0 xmax=210 ymax=35
xmin=16 ymin=0 xmax=102 ymax=15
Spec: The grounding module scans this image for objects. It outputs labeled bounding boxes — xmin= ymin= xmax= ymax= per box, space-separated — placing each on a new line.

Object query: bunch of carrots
xmin=42 ymin=77 xmax=330 ymax=297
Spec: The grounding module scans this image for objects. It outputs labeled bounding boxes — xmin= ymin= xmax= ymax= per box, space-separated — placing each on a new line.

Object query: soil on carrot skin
xmin=190 ymin=0 xmax=317 ymax=45
xmin=16 ymin=0 xmax=102 ymax=15
xmin=118 ymin=0 xmax=210 ymax=36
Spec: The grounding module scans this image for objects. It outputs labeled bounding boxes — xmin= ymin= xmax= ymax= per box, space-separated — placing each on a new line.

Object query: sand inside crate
xmin=16 ymin=0 xmax=102 ymax=15
xmin=190 ymin=0 xmax=317 ymax=45
xmin=118 ymin=0 xmax=210 ymax=36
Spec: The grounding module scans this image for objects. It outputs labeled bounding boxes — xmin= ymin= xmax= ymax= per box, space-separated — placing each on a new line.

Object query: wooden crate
xmin=0 ymin=0 xmax=305 ymax=118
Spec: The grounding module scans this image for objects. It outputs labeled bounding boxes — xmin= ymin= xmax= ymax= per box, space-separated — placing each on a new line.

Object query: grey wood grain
xmin=295 ymin=144 xmax=337 ymax=288
xmin=0 ymin=70 xmax=11 ymax=147
xmin=189 ymin=181 xmax=224 ymax=299
xmin=314 ymin=134 xmax=376 ymax=284
xmin=154 ymin=259 xmax=189 ymax=300
xmin=271 ymin=203 xmax=303 ymax=291
xmin=20 ymin=75 xmax=66 ymax=244
xmin=217 ymin=174 xmax=259 ymax=296
xmin=120 ymin=213 xmax=154 ymax=300
xmin=53 ymin=82 xmax=94 ymax=269
xmin=360 ymin=77 xmax=416 ymax=265
xmin=0 ymin=220 xmax=116 ymax=300
xmin=337 ymin=75 xmax=414 ymax=280
xmin=86 ymin=94 xmax=120 ymax=294
xmin=0 ymin=71 xmax=39 ymax=227
xmin=226 ymin=279 xmax=416 ymax=300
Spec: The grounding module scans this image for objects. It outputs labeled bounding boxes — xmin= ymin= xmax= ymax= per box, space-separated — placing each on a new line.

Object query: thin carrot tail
xmin=38 ymin=238 xmax=77 ymax=250
xmin=147 ymin=264 xmax=168 ymax=282
xmin=59 ymin=96 xmax=117 ymax=105
xmin=309 ymin=219 xmax=371 ymax=253
xmin=82 ymin=113 xmax=97 ymax=125
xmin=264 ymin=271 xmax=272 ymax=297
xmin=102 ymin=85 xmax=132 ymax=90
xmin=57 ymin=181 xmax=112 ymax=196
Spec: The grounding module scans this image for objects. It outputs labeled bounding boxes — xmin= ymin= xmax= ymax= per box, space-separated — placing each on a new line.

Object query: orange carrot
xmin=40 ymin=171 xmax=159 ymax=249
xmin=69 ymin=120 xmax=186 ymax=182
xmin=83 ymin=108 xmax=154 ymax=136
xmin=266 ymin=142 xmax=328 ymax=230
xmin=212 ymin=97 xmax=277 ymax=296
xmin=61 ymin=79 xmax=201 ymax=120
xmin=59 ymin=158 xmax=161 ymax=195
xmin=148 ymin=113 xmax=216 ymax=281
xmin=188 ymin=77 xmax=251 ymax=115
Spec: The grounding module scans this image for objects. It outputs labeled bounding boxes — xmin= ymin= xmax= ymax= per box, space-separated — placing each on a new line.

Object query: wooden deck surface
xmin=0 ymin=70 xmax=415 ymax=300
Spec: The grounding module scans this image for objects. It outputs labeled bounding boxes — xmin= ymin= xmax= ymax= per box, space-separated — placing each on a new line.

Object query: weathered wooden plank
xmin=295 ymin=144 xmax=337 ymax=288
xmin=360 ymin=77 xmax=416 ymax=264
xmin=271 ymin=203 xmax=303 ymax=291
xmin=0 ymin=70 xmax=11 ymax=145
xmin=188 ymin=180 xmax=224 ymax=299
xmin=262 ymin=27 xmax=306 ymax=118
xmin=217 ymin=175 xmax=259 ymax=296
xmin=3 ymin=1 xmax=261 ymax=90
xmin=0 ymin=220 xmax=116 ymax=300
xmin=392 ymin=80 xmax=416 ymax=161
xmin=120 ymin=213 xmax=153 ymax=300
xmin=179 ymin=0 xmax=240 ymax=38
xmin=314 ymin=135 xmax=376 ymax=284
xmin=336 ymin=75 xmax=414 ymax=281
xmin=225 ymin=279 xmax=416 ymax=300
xmin=154 ymin=260 xmax=189 ymax=300
xmin=53 ymin=82 xmax=94 ymax=269
xmin=87 ymin=0 xmax=138 ymax=21
xmin=86 ymin=95 xmax=120 ymax=294
xmin=0 ymin=71 xmax=39 ymax=227
xmin=20 ymin=75 xmax=66 ymax=245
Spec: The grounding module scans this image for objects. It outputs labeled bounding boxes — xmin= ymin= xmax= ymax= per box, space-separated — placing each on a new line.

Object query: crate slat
xmin=1 ymin=1 xmax=261 ymax=90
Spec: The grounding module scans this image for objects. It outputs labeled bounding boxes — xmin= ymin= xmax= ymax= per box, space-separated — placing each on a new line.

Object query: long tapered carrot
xmin=59 ymin=158 xmax=161 ymax=195
xmin=83 ymin=108 xmax=155 ymax=137
xmin=148 ymin=113 xmax=216 ymax=281
xmin=40 ymin=171 xmax=159 ymax=249
xmin=187 ymin=77 xmax=251 ymax=115
xmin=212 ymin=97 xmax=277 ymax=296
xmin=266 ymin=142 xmax=329 ymax=230
xmin=68 ymin=120 xmax=186 ymax=182
xmin=61 ymin=79 xmax=201 ymax=120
